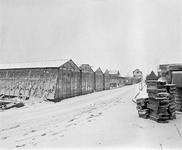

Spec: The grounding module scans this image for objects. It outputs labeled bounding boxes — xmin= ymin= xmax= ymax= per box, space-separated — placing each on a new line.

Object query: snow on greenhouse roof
xmin=91 ymin=66 xmax=104 ymax=74
xmin=91 ymin=66 xmax=99 ymax=72
xmin=0 ymin=59 xmax=70 ymax=70
xmin=100 ymin=67 xmax=109 ymax=73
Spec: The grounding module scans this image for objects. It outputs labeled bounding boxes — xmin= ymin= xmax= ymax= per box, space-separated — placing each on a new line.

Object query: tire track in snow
xmin=0 ymin=85 xmax=139 ymax=149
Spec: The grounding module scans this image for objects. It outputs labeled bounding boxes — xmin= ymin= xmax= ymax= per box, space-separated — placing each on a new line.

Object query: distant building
xmin=108 ymin=70 xmax=120 ymax=77
xmin=124 ymin=77 xmax=133 ymax=85
xmin=133 ymin=69 xmax=143 ymax=83
xmin=133 ymin=69 xmax=143 ymax=79
xmin=109 ymin=70 xmax=124 ymax=88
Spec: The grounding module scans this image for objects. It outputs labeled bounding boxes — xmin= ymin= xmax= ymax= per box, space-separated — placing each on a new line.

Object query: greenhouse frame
xmin=103 ymin=69 xmax=110 ymax=90
xmin=0 ymin=59 xmax=81 ymax=101
xmin=79 ymin=64 xmax=94 ymax=95
xmin=92 ymin=67 xmax=104 ymax=92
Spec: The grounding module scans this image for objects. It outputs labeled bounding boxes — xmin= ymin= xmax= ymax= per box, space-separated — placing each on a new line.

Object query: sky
xmin=0 ymin=0 xmax=181 ymax=76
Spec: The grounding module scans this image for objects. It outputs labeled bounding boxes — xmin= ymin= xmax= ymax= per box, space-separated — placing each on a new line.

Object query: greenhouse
xmin=92 ymin=67 xmax=104 ymax=92
xmin=0 ymin=59 xmax=81 ymax=101
xmin=79 ymin=64 xmax=94 ymax=95
xmin=103 ymin=69 xmax=110 ymax=90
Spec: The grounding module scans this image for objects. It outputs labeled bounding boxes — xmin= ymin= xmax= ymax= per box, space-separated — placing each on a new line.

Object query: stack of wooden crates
xmin=136 ymin=97 xmax=149 ymax=119
xmin=166 ymin=84 xmax=177 ymax=119
xmin=144 ymin=80 xmax=176 ymax=123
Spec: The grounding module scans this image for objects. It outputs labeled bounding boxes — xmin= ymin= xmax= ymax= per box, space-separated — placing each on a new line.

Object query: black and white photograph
xmin=0 ymin=0 xmax=182 ymax=149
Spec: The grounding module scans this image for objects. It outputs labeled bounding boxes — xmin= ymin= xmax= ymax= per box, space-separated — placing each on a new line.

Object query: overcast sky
xmin=0 ymin=0 xmax=181 ymax=76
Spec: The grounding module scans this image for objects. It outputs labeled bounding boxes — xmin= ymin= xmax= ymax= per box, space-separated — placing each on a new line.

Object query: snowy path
xmin=0 ymin=84 xmax=182 ymax=150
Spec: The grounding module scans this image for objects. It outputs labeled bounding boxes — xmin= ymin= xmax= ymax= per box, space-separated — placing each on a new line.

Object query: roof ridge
xmin=0 ymin=59 xmax=70 ymax=65
xmin=0 ymin=59 xmax=71 ymax=69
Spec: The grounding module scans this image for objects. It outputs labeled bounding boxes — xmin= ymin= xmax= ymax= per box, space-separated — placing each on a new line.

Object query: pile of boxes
xmin=136 ymin=80 xmax=177 ymax=123
xmin=166 ymin=84 xmax=176 ymax=119
xmin=136 ymin=97 xmax=149 ymax=119
xmin=147 ymin=80 xmax=170 ymax=123
xmin=175 ymin=88 xmax=182 ymax=112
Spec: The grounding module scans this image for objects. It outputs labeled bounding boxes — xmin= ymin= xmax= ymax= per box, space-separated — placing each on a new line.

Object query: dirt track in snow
xmin=0 ymin=84 xmax=182 ymax=150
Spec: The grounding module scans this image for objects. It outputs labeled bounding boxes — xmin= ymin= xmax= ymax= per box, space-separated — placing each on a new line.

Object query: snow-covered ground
xmin=0 ymin=84 xmax=181 ymax=150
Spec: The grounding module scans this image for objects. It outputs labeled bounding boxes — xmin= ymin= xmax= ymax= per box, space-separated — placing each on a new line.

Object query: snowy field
xmin=0 ymin=84 xmax=182 ymax=150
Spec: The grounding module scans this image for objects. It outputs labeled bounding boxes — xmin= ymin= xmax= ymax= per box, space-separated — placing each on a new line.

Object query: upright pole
xmin=139 ymin=81 xmax=141 ymax=91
